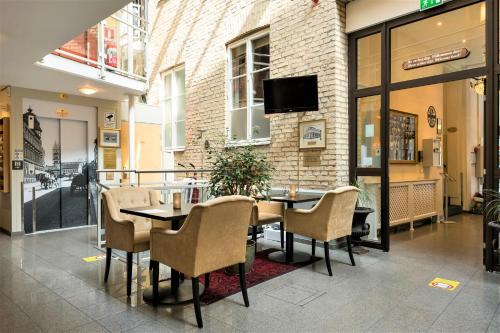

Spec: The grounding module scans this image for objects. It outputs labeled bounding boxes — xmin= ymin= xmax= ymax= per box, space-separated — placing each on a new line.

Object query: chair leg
xmin=192 ymin=277 xmax=203 ymax=328
xmin=311 ymin=239 xmax=316 ymax=257
xmin=280 ymin=222 xmax=284 ymax=250
xmin=126 ymin=252 xmax=133 ymax=296
xmin=204 ymin=273 xmax=210 ymax=289
xmin=152 ymin=260 xmax=159 ymax=305
xmin=252 ymin=226 xmax=258 ymax=255
xmin=346 ymin=235 xmax=356 ymax=266
xmin=324 ymin=242 xmax=332 ymax=276
xmin=104 ymin=247 xmax=111 ymax=283
xmin=238 ymin=263 xmax=250 ymax=307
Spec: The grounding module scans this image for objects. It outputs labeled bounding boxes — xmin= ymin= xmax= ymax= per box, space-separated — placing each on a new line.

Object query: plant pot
xmin=224 ymin=240 xmax=256 ymax=275
xmin=352 ymin=207 xmax=374 ymax=241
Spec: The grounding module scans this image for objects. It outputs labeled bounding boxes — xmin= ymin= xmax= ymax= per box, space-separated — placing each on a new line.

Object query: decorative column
xmin=128 ymin=95 xmax=136 ymax=184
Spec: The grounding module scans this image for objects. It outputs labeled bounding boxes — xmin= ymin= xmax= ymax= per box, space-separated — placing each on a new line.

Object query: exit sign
xmin=420 ymin=0 xmax=443 ymax=11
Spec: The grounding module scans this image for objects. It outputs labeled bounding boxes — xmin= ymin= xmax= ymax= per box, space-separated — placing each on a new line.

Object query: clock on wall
xmin=427 ymin=106 xmax=437 ymax=128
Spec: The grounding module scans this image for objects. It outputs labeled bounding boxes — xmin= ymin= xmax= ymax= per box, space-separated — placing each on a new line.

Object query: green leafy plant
xmin=350 ymin=178 xmax=372 ymax=207
xmin=207 ymin=143 xmax=275 ymax=197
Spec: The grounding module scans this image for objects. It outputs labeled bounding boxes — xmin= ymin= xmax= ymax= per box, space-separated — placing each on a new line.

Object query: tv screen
xmin=263 ymin=75 xmax=319 ymax=114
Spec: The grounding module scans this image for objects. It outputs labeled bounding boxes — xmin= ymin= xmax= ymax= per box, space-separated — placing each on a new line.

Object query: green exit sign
xmin=420 ymin=0 xmax=443 ymax=11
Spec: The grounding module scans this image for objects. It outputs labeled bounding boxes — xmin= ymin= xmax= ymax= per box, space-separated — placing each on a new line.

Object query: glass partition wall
xmin=349 ymin=0 xmax=499 ymax=261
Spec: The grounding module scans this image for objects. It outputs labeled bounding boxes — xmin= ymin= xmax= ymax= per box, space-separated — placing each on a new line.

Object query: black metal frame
xmin=348 ymin=0 xmax=499 ymax=259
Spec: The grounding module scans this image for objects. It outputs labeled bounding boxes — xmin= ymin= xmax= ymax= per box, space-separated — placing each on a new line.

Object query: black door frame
xmin=348 ymin=0 xmax=499 ymax=260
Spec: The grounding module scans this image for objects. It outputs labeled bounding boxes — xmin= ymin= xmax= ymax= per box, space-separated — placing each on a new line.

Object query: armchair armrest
xmin=150 ymin=224 xmax=195 ymax=276
xmin=285 ymin=208 xmax=327 ymax=241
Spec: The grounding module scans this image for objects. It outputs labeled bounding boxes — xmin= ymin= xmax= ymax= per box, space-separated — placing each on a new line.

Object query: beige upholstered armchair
xmin=150 ymin=195 xmax=255 ymax=329
xmin=285 ymin=186 xmax=359 ymax=276
xmin=102 ymin=187 xmax=168 ymax=296
xmin=251 ymin=201 xmax=285 ymax=253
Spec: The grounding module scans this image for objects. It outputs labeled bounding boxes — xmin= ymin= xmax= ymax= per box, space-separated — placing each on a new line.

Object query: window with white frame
xmin=162 ymin=67 xmax=185 ymax=150
xmin=228 ymin=31 xmax=270 ymax=143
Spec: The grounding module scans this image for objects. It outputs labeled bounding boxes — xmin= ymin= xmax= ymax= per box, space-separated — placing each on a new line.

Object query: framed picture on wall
xmin=99 ymin=129 xmax=121 ymax=148
xmin=299 ymin=119 xmax=326 ymax=150
xmin=389 ymin=110 xmax=418 ymax=164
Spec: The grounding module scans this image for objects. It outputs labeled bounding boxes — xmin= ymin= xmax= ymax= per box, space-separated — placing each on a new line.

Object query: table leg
xmin=268 ymin=202 xmax=311 ymax=264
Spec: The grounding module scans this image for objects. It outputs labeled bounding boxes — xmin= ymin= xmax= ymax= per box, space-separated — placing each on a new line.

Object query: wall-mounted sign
xmin=56 ymin=108 xmax=69 ymax=118
xmin=13 ymin=149 xmax=23 ymax=161
xmin=402 ymin=48 xmax=470 ymax=70
xmin=103 ymin=148 xmax=117 ymax=169
xmin=12 ymin=160 xmax=23 ymax=170
xmin=303 ymin=151 xmax=321 ymax=167
xmin=420 ymin=0 xmax=443 ymax=11
xmin=104 ymin=111 xmax=117 ymax=129
xmin=12 ymin=148 xmax=23 ymax=170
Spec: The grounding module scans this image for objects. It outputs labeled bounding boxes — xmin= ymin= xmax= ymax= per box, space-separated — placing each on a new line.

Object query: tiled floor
xmin=0 ymin=213 xmax=498 ymax=332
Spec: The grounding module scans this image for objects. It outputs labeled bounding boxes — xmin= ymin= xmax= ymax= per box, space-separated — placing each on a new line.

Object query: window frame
xmin=226 ymin=29 xmax=271 ymax=145
xmin=161 ymin=65 xmax=186 ymax=152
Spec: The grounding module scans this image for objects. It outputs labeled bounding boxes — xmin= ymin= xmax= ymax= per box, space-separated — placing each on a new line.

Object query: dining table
xmin=120 ymin=203 xmax=203 ymax=305
xmin=259 ymin=192 xmax=323 ymax=264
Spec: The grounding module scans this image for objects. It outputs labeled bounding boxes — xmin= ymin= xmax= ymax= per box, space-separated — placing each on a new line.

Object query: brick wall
xmin=147 ymin=0 xmax=349 ymax=190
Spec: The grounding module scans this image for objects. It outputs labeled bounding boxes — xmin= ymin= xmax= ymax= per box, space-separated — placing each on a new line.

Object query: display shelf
xmin=0 ymin=118 xmax=10 ymax=193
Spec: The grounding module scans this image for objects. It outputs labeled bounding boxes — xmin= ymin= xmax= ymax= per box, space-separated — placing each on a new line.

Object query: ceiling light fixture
xmin=462 ymin=39 xmax=467 ymax=44
xmin=78 ymin=86 xmax=98 ymax=95
xmin=436 ymin=21 xmax=443 ymax=27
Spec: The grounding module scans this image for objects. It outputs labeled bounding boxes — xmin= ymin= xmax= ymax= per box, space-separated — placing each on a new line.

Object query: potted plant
xmin=206 ymin=140 xmax=275 ymax=274
xmin=350 ymin=178 xmax=374 ymax=253
xmin=482 ymin=189 xmax=500 ymax=264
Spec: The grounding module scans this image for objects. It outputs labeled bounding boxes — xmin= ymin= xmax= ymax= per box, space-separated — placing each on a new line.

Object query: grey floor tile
xmin=24 ymin=298 xmax=93 ymax=332
xmin=79 ymin=298 xmax=130 ymax=320
xmin=96 ymin=308 xmax=153 ymax=332
xmin=368 ymin=303 xmax=439 ymax=332
xmin=124 ymin=321 xmax=176 ymax=333
xmin=63 ymin=321 xmax=110 ymax=333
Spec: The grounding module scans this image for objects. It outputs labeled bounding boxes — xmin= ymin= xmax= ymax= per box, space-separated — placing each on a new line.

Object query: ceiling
xmin=0 ymin=0 xmax=135 ymax=101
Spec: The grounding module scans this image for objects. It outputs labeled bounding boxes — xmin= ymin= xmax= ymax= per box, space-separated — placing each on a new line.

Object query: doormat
xmin=428 ymin=277 xmax=460 ymax=291
xmin=200 ymin=248 xmax=321 ymax=305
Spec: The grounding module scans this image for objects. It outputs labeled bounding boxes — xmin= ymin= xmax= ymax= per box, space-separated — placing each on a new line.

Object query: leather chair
xmin=150 ymin=195 xmax=255 ymax=329
xmin=285 ymin=186 xmax=359 ymax=276
xmin=251 ymin=201 xmax=285 ymax=253
xmin=102 ymin=187 xmax=169 ymax=296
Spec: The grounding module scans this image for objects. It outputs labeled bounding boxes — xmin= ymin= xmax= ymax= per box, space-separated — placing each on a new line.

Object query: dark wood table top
xmin=257 ymin=192 xmax=323 ymax=204
xmin=120 ymin=203 xmax=195 ymax=221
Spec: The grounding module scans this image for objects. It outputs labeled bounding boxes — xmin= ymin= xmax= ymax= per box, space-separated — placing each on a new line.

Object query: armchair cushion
xmin=250 ymin=201 xmax=284 ymax=226
xmin=285 ymin=186 xmax=359 ymax=242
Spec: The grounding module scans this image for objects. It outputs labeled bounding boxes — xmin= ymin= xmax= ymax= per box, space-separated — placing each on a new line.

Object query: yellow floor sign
xmin=429 ymin=277 xmax=460 ymax=291
xmin=82 ymin=255 xmax=106 ymax=263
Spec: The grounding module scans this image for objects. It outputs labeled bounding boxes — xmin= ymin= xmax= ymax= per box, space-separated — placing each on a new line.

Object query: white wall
xmin=346 ymin=0 xmax=419 ymax=33
xmin=346 ymin=0 xmax=454 ymax=33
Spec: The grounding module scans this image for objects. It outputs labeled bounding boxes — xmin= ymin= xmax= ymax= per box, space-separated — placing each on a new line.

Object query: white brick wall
xmin=147 ymin=0 xmax=349 ymax=190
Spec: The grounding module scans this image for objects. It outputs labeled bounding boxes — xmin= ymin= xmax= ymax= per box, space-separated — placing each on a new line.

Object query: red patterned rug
xmin=200 ymin=248 xmax=320 ymax=305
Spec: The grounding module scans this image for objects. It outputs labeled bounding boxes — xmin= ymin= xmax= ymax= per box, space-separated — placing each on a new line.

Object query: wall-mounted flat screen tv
xmin=263 ymin=75 xmax=319 ymax=114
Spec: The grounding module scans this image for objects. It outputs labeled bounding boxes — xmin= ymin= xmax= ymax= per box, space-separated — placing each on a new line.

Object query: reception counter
xmin=363 ymin=178 xmax=440 ymax=240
